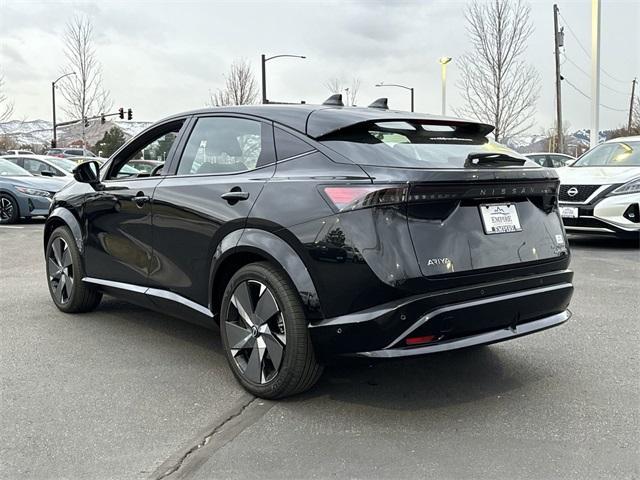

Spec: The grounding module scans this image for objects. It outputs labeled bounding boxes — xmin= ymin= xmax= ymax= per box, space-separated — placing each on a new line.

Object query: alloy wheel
xmin=0 ymin=197 xmax=14 ymax=221
xmin=226 ymin=280 xmax=287 ymax=384
xmin=48 ymin=237 xmax=74 ymax=304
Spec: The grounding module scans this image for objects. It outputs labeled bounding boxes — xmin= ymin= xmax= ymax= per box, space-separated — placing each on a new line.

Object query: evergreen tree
xmin=95 ymin=127 xmax=126 ymax=157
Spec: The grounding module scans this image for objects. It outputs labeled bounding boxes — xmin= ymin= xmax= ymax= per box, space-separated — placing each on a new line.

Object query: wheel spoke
xmin=48 ymin=258 xmax=61 ymax=279
xmin=65 ymin=272 xmax=74 ymax=293
xmin=61 ymin=247 xmax=72 ymax=268
xmin=52 ymin=239 xmax=64 ymax=266
xmin=254 ymin=290 xmax=279 ymax=325
xmin=55 ymin=274 xmax=66 ymax=301
xmin=231 ymin=281 xmax=254 ymax=325
xmin=244 ymin=344 xmax=262 ymax=383
xmin=226 ymin=322 xmax=254 ymax=349
xmin=263 ymin=332 xmax=284 ymax=371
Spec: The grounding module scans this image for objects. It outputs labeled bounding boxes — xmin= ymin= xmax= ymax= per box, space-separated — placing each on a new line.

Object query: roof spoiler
xmin=368 ymin=98 xmax=389 ymax=110
xmin=322 ymin=94 xmax=344 ymax=107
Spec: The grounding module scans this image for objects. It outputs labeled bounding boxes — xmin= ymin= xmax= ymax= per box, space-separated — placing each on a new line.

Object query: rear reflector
xmin=323 ymin=185 xmax=407 ymax=211
xmin=405 ymin=335 xmax=437 ymax=346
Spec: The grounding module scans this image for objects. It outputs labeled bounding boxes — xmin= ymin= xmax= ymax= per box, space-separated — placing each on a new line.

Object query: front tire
xmin=220 ymin=262 xmax=323 ymax=399
xmin=46 ymin=226 xmax=102 ymax=313
xmin=0 ymin=194 xmax=19 ymax=224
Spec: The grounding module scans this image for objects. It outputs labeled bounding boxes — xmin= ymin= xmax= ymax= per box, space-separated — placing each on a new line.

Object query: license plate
xmin=479 ymin=203 xmax=522 ymax=234
xmin=560 ymin=206 xmax=579 ymax=218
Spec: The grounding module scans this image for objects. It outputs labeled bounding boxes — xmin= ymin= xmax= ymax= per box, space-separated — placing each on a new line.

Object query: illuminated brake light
xmin=405 ymin=335 xmax=437 ymax=346
xmin=323 ymin=185 xmax=407 ymax=211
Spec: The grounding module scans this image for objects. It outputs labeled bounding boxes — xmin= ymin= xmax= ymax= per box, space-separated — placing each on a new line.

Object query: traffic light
xmin=127 ymin=108 xmax=133 ymax=121
xmin=51 ymin=139 xmax=56 ymax=148
xmin=118 ymin=107 xmax=124 ymax=119
xmin=100 ymin=114 xmax=106 ymax=124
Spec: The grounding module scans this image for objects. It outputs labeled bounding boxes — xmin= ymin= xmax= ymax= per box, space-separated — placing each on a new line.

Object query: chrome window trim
xmin=82 ymin=277 xmax=213 ymax=317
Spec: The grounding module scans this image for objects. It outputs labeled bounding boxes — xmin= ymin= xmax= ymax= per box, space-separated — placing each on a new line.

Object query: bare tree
xmin=59 ymin=15 xmax=111 ymax=143
xmin=324 ymin=77 xmax=361 ymax=106
xmin=455 ymin=0 xmax=540 ymax=142
xmin=209 ymin=59 xmax=258 ymax=106
xmin=0 ymin=75 xmax=14 ymax=122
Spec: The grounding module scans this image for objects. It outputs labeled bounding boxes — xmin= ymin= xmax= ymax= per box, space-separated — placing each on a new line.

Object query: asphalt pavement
xmin=1 ymin=221 xmax=638 ymax=480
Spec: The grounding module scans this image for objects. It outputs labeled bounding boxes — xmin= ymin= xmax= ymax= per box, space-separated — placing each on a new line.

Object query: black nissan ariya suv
xmin=44 ymin=96 xmax=573 ymax=398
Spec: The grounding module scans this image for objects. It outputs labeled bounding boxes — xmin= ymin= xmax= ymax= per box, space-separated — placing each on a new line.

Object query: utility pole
xmin=590 ymin=0 xmax=601 ymax=148
xmin=261 ymin=54 xmax=267 ymax=104
xmin=553 ymin=4 xmax=564 ymax=153
xmin=628 ymin=78 xmax=637 ymax=133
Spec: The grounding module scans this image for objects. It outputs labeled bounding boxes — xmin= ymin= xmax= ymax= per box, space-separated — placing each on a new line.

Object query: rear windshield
xmin=320 ymin=121 xmax=530 ymax=169
xmin=572 ymin=141 xmax=640 ymax=167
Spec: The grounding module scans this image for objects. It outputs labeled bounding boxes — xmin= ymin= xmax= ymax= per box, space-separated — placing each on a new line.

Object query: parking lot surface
xmin=1 ymin=221 xmax=638 ymax=479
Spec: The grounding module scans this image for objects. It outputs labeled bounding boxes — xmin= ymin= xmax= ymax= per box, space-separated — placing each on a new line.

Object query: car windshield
xmin=320 ymin=121 xmax=530 ymax=169
xmin=48 ymin=157 xmax=77 ymax=172
xmin=572 ymin=141 xmax=640 ymax=167
xmin=0 ymin=159 xmax=32 ymax=176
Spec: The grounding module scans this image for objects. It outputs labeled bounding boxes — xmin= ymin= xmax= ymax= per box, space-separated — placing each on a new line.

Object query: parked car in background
xmin=43 ymin=101 xmax=573 ymax=398
xmin=557 ymin=136 xmax=640 ymax=239
xmin=0 ymin=159 xmax=68 ymax=224
xmin=526 ymin=152 xmax=576 ymax=168
xmin=4 ymin=149 xmax=36 ymax=155
xmin=127 ymin=159 xmax=164 ymax=174
xmin=1 ymin=155 xmax=76 ymax=178
xmin=46 ymin=148 xmax=97 ymax=158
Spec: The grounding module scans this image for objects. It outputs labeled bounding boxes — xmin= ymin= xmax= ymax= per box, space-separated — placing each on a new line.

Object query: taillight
xmin=322 ymin=185 xmax=407 ymax=211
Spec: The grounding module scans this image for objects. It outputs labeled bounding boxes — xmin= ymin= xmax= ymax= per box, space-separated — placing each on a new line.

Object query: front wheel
xmin=220 ymin=262 xmax=323 ymax=399
xmin=0 ymin=194 xmax=19 ymax=224
xmin=46 ymin=226 xmax=102 ymax=313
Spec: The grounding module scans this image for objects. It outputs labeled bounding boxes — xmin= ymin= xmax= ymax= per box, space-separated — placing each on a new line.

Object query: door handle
xmin=133 ymin=193 xmax=150 ymax=207
xmin=221 ymin=191 xmax=250 ymax=202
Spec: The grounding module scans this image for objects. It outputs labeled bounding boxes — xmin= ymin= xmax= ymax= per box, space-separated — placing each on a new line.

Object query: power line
xmin=562 ymin=55 xmax=630 ymax=95
xmin=558 ymin=10 xmax=630 ymax=85
xmin=563 ymin=77 xmax=628 ymax=112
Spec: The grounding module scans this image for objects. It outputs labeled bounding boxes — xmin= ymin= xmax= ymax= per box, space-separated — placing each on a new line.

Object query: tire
xmin=46 ymin=226 xmax=102 ymax=313
xmin=0 ymin=193 xmax=19 ymax=224
xmin=220 ymin=261 xmax=323 ymax=399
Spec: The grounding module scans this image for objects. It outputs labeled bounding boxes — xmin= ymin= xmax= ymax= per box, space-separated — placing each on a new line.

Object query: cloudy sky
xmin=1 ymin=0 xmax=638 ymax=135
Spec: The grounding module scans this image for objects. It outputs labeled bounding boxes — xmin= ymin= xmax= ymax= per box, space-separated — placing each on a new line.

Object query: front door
xmin=149 ymin=115 xmax=276 ymax=310
xmin=83 ymin=119 xmax=186 ymax=287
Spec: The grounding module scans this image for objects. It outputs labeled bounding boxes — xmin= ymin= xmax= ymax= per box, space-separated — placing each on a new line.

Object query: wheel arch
xmin=209 ymin=228 xmax=323 ymax=322
xmin=44 ymin=207 xmax=83 ymax=254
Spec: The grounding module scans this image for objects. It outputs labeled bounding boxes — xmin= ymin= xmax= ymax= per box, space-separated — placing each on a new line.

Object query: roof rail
xmin=322 ymin=94 xmax=344 ymax=106
xmin=368 ymin=98 xmax=389 ymax=110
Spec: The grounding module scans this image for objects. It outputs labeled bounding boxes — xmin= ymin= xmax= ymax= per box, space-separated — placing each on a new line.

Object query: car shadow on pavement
xmin=294 ymin=346 xmax=552 ymax=411
xmin=567 ymin=234 xmax=639 ymax=249
xmin=91 ymin=299 xmax=554 ymax=410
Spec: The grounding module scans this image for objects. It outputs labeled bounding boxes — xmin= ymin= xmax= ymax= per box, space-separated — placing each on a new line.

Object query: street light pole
xmin=439 ymin=57 xmax=452 ymax=116
xmin=260 ymin=53 xmax=306 ymax=104
xmin=375 ymin=82 xmax=415 ymax=112
xmin=51 ymin=72 xmax=76 ymax=147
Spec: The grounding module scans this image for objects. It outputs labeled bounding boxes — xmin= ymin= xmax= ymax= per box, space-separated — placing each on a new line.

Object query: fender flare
xmin=45 ymin=207 xmax=84 ymax=253
xmin=209 ymin=228 xmax=323 ymax=320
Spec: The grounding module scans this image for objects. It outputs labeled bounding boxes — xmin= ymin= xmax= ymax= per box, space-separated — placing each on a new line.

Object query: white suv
xmin=557 ymin=136 xmax=640 ymax=239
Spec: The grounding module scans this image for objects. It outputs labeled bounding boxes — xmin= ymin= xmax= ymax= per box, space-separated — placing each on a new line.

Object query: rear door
xmin=149 ymin=114 xmax=276 ymax=310
xmin=82 ymin=118 xmax=186 ymax=287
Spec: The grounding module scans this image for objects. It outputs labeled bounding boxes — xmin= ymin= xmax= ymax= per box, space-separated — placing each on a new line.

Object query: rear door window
xmin=320 ymin=121 xmax=530 ymax=169
xmin=177 ymin=117 xmax=272 ymax=175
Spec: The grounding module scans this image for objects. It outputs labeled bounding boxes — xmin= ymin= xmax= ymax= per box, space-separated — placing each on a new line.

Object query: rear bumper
xmin=309 ymin=270 xmax=573 ymax=358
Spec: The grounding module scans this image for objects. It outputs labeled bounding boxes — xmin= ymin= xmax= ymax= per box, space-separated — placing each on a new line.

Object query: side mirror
xmin=40 ymin=170 xmax=55 ymax=177
xmin=73 ymin=160 xmax=102 ymax=188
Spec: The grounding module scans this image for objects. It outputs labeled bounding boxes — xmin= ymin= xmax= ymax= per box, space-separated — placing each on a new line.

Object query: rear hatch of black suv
xmin=318 ymin=118 xmax=569 ymax=282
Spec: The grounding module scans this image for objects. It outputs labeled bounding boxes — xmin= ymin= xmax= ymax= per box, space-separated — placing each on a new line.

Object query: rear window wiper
xmin=464 ymin=152 xmax=526 ymax=168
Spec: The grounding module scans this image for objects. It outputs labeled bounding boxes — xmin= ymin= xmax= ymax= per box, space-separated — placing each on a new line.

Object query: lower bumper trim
xmin=356 ymin=310 xmax=571 ymax=358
